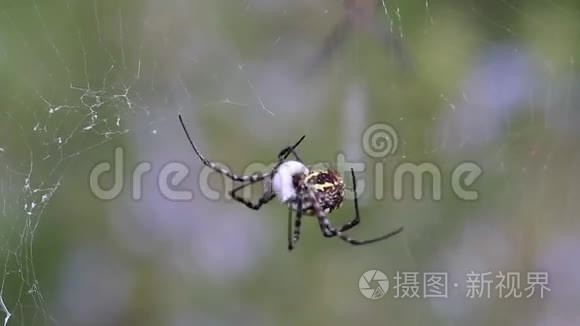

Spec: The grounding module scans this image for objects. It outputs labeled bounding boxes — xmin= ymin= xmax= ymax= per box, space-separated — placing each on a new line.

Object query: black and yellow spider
xmin=178 ymin=115 xmax=403 ymax=250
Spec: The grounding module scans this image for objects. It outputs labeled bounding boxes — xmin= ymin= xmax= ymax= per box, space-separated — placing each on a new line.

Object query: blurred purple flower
xmin=436 ymin=43 xmax=542 ymax=151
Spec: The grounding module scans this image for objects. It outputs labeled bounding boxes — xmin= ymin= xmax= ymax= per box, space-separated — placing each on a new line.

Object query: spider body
xmin=178 ymin=115 xmax=403 ymax=251
xmin=291 ymin=170 xmax=346 ymax=216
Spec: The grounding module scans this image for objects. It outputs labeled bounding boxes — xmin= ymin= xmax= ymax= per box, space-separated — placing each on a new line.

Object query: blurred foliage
xmin=0 ymin=0 xmax=579 ymax=325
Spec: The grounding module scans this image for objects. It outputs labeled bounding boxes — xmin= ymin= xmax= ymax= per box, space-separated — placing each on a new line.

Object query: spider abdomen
xmin=297 ymin=170 xmax=345 ymax=216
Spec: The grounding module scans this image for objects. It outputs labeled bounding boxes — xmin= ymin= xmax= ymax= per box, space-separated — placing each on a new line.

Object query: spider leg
xmin=317 ymin=216 xmax=337 ymax=238
xmin=288 ymin=201 xmax=302 ymax=250
xmin=229 ymin=180 xmax=275 ymax=210
xmin=227 ymin=133 xmax=307 ymax=210
xmin=307 ymin=189 xmax=340 ymax=238
xmin=318 ymin=215 xmax=403 ymax=245
xmin=278 ymin=147 xmax=304 ymax=163
xmin=287 ymin=207 xmax=294 ymax=250
xmin=292 ymin=210 xmax=303 ymax=244
xmin=338 ymin=168 xmax=361 ymax=232
xmin=334 ymin=226 xmax=404 ymax=245
xmin=277 ymin=135 xmax=306 ymax=162
xmin=309 ymin=186 xmax=404 ymax=246
xmin=179 ymin=115 xmax=269 ymax=183
xmin=335 ymin=169 xmax=404 ymax=244
xmin=288 ymin=201 xmax=304 ymax=251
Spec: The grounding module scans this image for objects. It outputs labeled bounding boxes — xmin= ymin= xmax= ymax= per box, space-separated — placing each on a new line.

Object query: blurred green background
xmin=1 ymin=0 xmax=579 ymax=325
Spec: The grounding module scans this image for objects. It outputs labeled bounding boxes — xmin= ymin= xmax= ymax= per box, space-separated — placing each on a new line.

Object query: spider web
xmin=0 ymin=0 xmax=579 ymax=325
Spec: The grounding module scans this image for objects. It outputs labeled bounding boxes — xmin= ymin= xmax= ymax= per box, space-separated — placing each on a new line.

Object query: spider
xmin=305 ymin=0 xmax=414 ymax=76
xmin=178 ymin=115 xmax=403 ymax=250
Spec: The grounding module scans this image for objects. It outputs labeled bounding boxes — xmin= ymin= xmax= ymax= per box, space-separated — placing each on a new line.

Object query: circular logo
xmin=359 ymin=269 xmax=389 ymax=299
xmin=362 ymin=123 xmax=399 ymax=158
